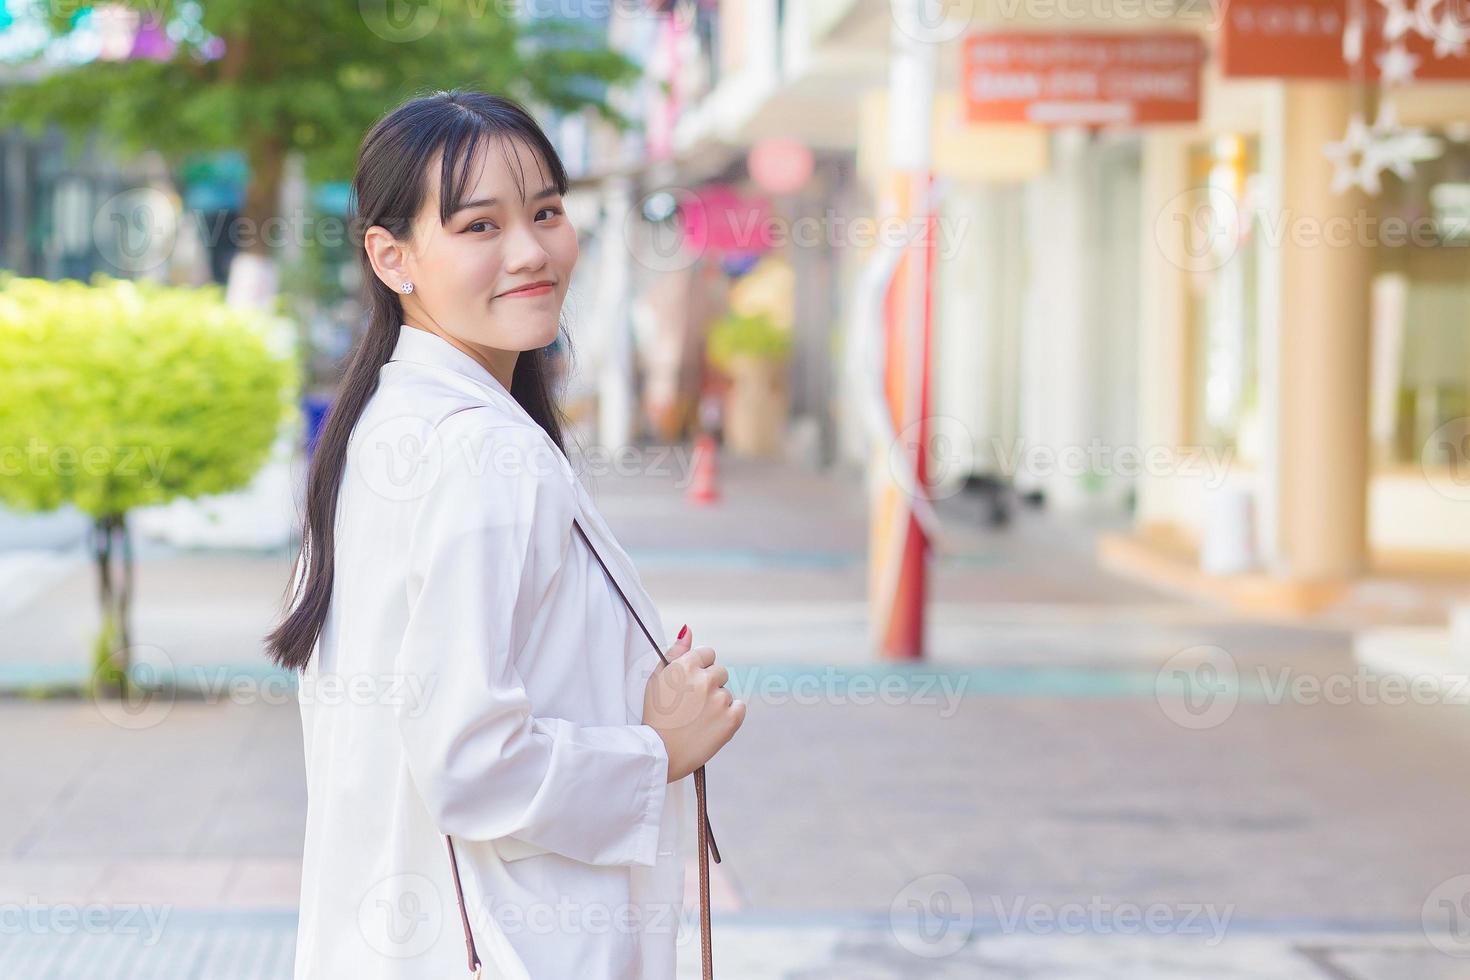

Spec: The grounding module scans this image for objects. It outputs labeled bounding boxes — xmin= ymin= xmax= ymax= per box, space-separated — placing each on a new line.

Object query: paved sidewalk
xmin=3 ymin=452 xmax=1470 ymax=978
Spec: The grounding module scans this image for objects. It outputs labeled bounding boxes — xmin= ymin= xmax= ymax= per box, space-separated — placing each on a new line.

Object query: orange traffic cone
xmin=687 ymin=432 xmax=720 ymax=506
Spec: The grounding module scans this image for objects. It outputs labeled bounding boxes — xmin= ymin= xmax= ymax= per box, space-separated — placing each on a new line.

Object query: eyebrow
xmin=451 ymin=187 xmax=560 ymax=215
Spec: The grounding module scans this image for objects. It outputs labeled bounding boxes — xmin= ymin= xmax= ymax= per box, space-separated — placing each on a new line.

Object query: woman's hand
xmin=643 ymin=626 xmax=746 ymax=782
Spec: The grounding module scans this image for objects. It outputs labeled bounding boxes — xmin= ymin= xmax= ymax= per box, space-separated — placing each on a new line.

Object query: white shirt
xmin=293 ymin=323 xmax=692 ymax=980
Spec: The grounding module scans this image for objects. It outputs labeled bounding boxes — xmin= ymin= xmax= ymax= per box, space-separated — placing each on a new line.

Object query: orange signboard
xmin=1220 ymin=0 xmax=1470 ymax=80
xmin=962 ymin=33 xmax=1205 ymax=127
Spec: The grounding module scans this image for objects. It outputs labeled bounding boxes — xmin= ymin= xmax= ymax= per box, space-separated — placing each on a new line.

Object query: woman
xmin=267 ymin=90 xmax=746 ymax=979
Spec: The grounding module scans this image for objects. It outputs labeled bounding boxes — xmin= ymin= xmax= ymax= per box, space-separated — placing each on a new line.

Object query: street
xmin=1 ymin=455 xmax=1467 ymax=978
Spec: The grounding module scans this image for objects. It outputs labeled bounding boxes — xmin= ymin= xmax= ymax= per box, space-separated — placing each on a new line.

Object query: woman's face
xmin=365 ymin=136 xmax=577 ymax=387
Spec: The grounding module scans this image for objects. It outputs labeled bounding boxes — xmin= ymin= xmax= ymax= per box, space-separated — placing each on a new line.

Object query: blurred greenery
xmin=0 ymin=274 xmax=299 ymax=515
xmin=0 ymin=0 xmax=639 ymax=253
xmin=0 ymin=274 xmax=299 ymax=691
xmin=708 ymin=311 xmax=792 ymax=369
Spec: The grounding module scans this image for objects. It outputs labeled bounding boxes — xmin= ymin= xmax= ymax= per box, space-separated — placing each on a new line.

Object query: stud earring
xmin=400 ymin=281 xmax=414 ymax=295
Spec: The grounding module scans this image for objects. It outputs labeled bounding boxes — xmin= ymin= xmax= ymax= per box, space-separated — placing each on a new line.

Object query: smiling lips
xmin=496 ymin=281 xmax=554 ymax=299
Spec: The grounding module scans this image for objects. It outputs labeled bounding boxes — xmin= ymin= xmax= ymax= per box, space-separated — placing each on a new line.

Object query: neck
xmin=403 ymin=320 xmax=517 ymax=390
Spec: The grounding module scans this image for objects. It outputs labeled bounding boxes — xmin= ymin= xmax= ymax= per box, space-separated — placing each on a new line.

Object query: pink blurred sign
xmin=748 ymin=139 xmax=814 ymax=195
xmin=679 ymin=184 xmax=775 ymax=256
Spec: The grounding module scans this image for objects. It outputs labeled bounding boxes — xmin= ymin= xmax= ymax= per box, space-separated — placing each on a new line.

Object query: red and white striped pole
xmin=868 ymin=0 xmax=938 ymax=661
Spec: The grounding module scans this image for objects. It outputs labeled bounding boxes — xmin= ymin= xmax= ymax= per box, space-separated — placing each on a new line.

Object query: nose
xmin=503 ymin=221 xmax=550 ymax=276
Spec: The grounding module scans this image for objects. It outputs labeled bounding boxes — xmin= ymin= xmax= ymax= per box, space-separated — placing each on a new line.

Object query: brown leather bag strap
xmin=442 ymin=517 xmax=718 ymax=979
xmin=444 ymin=835 xmax=481 ymax=977
xmin=573 ymin=519 xmax=720 ymax=980
xmin=572 ymin=520 xmax=722 ymax=862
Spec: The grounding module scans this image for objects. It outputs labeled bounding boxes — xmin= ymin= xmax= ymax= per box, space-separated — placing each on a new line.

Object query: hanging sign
xmin=962 ymin=32 xmax=1205 ymax=127
xmin=1219 ymin=0 xmax=1470 ymax=80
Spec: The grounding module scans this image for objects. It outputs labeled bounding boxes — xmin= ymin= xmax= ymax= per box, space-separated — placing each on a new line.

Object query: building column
xmin=1133 ymin=130 xmax=1194 ymax=530
xmin=1272 ymin=82 xmax=1373 ymax=579
xmin=1018 ymin=127 xmax=1096 ymax=512
xmin=596 ymin=177 xmax=636 ymax=453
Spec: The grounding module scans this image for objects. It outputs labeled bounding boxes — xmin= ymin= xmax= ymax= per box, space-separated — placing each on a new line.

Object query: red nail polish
xmin=677 ymin=624 xmax=688 ymax=640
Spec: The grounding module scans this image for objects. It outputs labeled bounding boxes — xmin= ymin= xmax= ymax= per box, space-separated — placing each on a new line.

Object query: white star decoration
xmin=1432 ymin=9 xmax=1469 ymax=57
xmin=1369 ymin=100 xmax=1432 ymax=181
xmin=1326 ymin=102 xmax=1440 ymax=195
xmin=1325 ymin=114 xmax=1381 ymax=195
xmin=1329 ymin=0 xmax=1468 ymax=193
xmin=1376 ymin=0 xmax=1417 ymax=40
xmin=1375 ymin=41 xmax=1422 ymax=82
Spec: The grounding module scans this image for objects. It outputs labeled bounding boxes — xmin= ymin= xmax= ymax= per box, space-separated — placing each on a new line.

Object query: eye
xmin=466 ymin=220 xmax=497 ymax=233
xmin=535 ymin=206 xmax=564 ymax=222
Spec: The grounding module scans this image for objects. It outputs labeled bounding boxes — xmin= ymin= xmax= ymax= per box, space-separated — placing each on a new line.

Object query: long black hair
xmin=266 ymin=89 xmax=571 ymax=671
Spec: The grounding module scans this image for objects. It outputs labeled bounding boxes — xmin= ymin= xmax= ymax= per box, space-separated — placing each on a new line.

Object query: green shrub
xmin=707 ymin=311 xmax=792 ymax=371
xmin=0 ymin=274 xmax=300 ymax=694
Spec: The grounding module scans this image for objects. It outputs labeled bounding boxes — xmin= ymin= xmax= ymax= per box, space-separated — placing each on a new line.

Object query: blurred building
xmin=580 ymin=0 xmax=1469 ymax=630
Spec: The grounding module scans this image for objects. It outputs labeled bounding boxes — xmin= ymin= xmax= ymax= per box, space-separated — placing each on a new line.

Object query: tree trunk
xmin=224 ymin=133 xmax=284 ymax=309
xmin=90 ymin=513 xmax=135 ymax=697
xmin=241 ymin=133 xmax=284 ymax=258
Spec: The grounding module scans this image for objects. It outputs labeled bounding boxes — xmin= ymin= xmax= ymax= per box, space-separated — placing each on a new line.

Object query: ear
xmin=364 ymin=224 xmax=412 ymax=293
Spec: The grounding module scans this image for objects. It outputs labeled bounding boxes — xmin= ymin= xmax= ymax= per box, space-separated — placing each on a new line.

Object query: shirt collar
xmin=388 ymin=323 xmax=513 ymax=399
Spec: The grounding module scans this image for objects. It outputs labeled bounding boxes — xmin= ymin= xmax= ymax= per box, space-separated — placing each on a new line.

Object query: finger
xmin=687 ymin=645 xmax=716 ymax=669
xmin=705 ymin=664 xmax=729 ymax=689
xmin=666 ymin=624 xmax=693 ymax=659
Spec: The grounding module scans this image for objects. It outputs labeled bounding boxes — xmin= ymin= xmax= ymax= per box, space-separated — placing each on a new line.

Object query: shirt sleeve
xmin=391 ymin=411 xmax=668 ymax=868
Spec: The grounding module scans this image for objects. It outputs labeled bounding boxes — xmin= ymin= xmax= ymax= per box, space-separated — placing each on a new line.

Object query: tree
xmin=0 ymin=274 xmax=300 ymax=694
xmin=0 ymin=0 xmax=637 ymax=277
